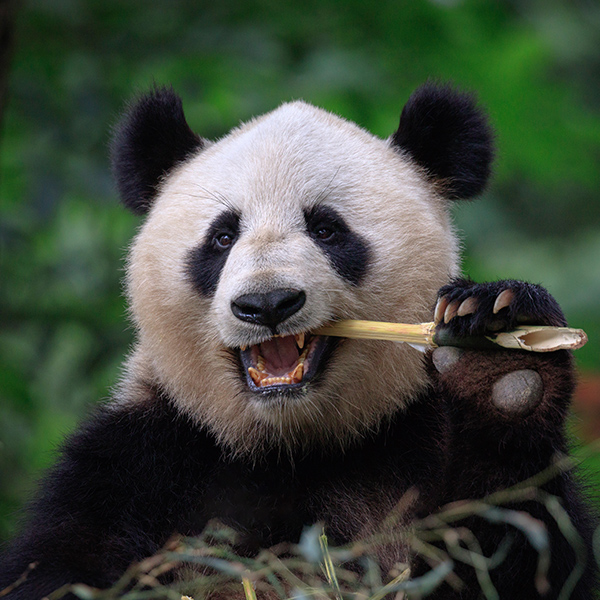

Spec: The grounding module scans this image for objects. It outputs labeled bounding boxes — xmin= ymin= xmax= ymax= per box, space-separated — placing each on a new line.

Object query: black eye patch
xmin=304 ymin=205 xmax=371 ymax=286
xmin=186 ymin=210 xmax=241 ymax=296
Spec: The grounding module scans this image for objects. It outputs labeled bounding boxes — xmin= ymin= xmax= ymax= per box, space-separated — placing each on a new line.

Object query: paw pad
xmin=432 ymin=346 xmax=463 ymax=374
xmin=491 ymin=370 xmax=543 ymax=416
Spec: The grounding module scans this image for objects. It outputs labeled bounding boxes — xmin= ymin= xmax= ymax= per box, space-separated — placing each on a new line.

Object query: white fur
xmin=123 ymin=101 xmax=460 ymax=455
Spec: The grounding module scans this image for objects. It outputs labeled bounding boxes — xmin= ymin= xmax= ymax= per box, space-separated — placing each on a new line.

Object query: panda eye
xmin=313 ymin=226 xmax=337 ymax=242
xmin=303 ymin=204 xmax=370 ymax=286
xmin=213 ymin=232 xmax=236 ymax=250
xmin=304 ymin=205 xmax=347 ymax=246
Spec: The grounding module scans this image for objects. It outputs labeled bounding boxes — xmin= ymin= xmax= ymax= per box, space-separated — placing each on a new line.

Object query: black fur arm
xmin=426 ymin=279 xmax=595 ymax=599
xmin=431 ymin=279 xmax=575 ymax=479
xmin=0 ymin=393 xmax=212 ymax=599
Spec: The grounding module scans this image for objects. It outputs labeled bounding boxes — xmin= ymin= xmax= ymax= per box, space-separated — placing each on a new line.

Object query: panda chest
xmin=185 ymin=450 xmax=418 ymax=550
xmin=188 ymin=461 xmax=309 ymax=550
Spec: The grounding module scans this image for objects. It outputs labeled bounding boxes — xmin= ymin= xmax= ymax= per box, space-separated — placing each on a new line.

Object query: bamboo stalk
xmin=241 ymin=576 xmax=257 ymax=600
xmin=313 ymin=320 xmax=588 ymax=353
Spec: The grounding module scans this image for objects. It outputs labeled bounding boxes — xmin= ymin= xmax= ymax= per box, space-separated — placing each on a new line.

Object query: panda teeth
xmin=291 ymin=363 xmax=304 ymax=382
xmin=247 ymin=367 xmax=297 ymax=387
xmin=247 ymin=356 xmax=306 ymax=388
xmin=248 ymin=367 xmax=267 ymax=386
xmin=245 ymin=335 xmax=314 ymax=388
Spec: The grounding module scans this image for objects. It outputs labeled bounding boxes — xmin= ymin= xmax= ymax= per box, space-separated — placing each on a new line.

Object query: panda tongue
xmin=259 ymin=336 xmax=299 ymax=375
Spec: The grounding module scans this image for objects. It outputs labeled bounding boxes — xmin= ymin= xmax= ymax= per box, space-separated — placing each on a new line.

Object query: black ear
xmin=110 ymin=87 xmax=204 ymax=215
xmin=391 ymin=82 xmax=494 ymax=200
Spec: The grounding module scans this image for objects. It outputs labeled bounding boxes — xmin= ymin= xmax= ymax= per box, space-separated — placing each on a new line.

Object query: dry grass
xmin=18 ymin=449 xmax=594 ymax=600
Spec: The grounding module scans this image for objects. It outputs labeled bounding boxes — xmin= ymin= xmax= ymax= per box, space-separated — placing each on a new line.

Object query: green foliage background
xmin=1 ymin=0 xmax=600 ymax=542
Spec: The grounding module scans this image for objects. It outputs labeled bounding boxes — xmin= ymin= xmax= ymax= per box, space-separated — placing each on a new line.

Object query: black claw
xmin=435 ymin=278 xmax=566 ymax=339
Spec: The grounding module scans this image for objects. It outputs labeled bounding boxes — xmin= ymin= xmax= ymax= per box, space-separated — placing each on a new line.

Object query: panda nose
xmin=231 ymin=289 xmax=306 ymax=331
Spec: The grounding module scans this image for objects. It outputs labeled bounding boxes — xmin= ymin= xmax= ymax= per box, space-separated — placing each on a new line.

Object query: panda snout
xmin=231 ymin=288 xmax=306 ymax=333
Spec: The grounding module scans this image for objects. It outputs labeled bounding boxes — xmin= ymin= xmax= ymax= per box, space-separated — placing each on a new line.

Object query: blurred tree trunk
xmin=0 ymin=0 xmax=17 ymax=135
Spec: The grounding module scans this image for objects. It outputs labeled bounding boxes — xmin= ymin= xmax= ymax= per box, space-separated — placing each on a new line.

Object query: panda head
xmin=111 ymin=84 xmax=493 ymax=456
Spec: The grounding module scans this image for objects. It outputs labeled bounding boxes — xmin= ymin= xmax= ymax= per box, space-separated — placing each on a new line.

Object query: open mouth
xmin=239 ymin=333 xmax=336 ymax=392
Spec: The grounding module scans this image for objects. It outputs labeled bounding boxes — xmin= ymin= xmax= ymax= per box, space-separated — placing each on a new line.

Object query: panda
xmin=0 ymin=83 xmax=596 ymax=599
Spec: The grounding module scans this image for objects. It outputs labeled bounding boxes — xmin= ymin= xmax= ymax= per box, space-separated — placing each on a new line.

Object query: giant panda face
xmin=113 ymin=86 xmax=493 ymax=455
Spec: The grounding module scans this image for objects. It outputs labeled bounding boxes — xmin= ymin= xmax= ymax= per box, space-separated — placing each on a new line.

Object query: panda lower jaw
xmin=239 ymin=333 xmax=334 ymax=394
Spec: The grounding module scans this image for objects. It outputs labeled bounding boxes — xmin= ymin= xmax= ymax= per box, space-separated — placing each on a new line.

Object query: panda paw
xmin=431 ymin=280 xmax=571 ymax=420
xmin=433 ymin=278 xmax=566 ymax=338
xmin=432 ymin=346 xmax=545 ymax=416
